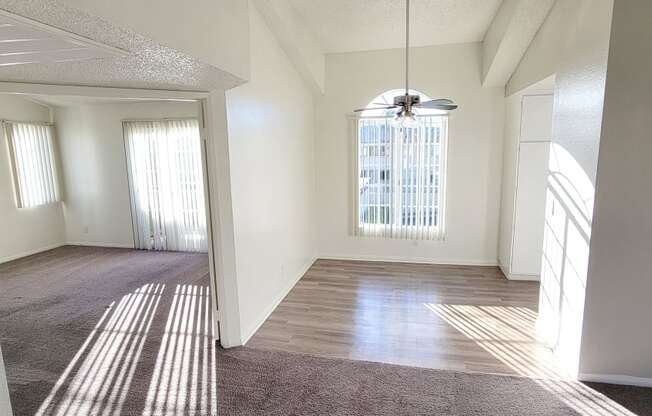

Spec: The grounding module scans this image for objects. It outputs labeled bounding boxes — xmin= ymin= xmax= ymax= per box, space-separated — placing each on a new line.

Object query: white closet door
xmin=510 ymin=93 xmax=554 ymax=277
xmin=512 ymin=141 xmax=550 ymax=275
xmin=520 ymin=95 xmax=554 ymax=142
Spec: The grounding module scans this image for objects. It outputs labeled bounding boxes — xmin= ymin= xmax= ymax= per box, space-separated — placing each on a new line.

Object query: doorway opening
xmin=0 ymin=85 xmax=224 ymax=415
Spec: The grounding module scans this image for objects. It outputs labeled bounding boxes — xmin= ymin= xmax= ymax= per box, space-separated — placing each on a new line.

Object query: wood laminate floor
xmin=248 ymin=259 xmax=566 ymax=379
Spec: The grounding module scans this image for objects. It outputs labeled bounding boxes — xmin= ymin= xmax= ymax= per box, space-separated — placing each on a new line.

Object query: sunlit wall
xmin=539 ymin=144 xmax=595 ymax=376
xmin=508 ymin=0 xmax=614 ymax=378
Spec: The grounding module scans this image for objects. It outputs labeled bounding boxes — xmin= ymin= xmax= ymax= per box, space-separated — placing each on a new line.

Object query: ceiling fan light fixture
xmin=403 ymin=113 xmax=419 ymax=129
xmin=393 ymin=109 xmax=419 ymax=129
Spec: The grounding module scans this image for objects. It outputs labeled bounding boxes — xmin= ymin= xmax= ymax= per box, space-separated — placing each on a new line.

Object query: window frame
xmin=3 ymin=120 xmax=61 ymax=209
xmin=351 ymin=113 xmax=449 ymax=241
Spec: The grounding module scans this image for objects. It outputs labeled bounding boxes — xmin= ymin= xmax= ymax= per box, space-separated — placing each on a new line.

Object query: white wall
xmin=61 ymin=0 xmax=250 ymax=82
xmin=0 ymin=95 xmax=66 ymax=263
xmin=55 ymin=101 xmax=200 ymax=248
xmin=579 ymin=0 xmax=652 ymax=386
xmin=315 ymin=43 xmax=505 ymax=265
xmin=507 ymin=0 xmax=614 ymax=377
xmin=0 ymin=345 xmax=12 ymax=416
xmin=225 ymin=3 xmax=317 ymax=343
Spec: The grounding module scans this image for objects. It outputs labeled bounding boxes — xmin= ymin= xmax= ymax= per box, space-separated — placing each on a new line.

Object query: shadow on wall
xmin=32 ymin=283 xmax=216 ymax=416
xmin=538 ymin=143 xmax=595 ymax=378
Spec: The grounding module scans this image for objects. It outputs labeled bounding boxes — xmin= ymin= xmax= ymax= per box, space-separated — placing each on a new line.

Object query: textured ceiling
xmin=0 ymin=0 xmax=242 ymax=91
xmin=288 ymin=0 xmax=503 ymax=53
xmin=0 ymin=10 xmax=126 ymax=66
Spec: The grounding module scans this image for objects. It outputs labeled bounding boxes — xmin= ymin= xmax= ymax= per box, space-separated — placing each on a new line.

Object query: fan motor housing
xmin=394 ymin=94 xmax=420 ymax=107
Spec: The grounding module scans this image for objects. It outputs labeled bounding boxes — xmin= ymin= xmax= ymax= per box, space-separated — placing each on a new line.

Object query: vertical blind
xmin=355 ymin=116 xmax=447 ymax=240
xmin=124 ymin=119 xmax=208 ymax=253
xmin=4 ymin=121 xmax=59 ymax=208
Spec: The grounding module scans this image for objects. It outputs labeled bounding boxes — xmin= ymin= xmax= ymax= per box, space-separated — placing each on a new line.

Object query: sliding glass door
xmin=123 ymin=119 xmax=208 ymax=253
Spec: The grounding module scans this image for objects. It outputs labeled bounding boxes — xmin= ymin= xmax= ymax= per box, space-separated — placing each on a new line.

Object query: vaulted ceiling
xmin=0 ymin=0 xmax=554 ymax=93
xmin=288 ymin=0 xmax=503 ymax=53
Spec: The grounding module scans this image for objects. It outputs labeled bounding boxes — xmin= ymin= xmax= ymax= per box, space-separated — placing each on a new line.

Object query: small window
xmin=354 ymin=89 xmax=448 ymax=240
xmin=4 ymin=121 xmax=60 ymax=208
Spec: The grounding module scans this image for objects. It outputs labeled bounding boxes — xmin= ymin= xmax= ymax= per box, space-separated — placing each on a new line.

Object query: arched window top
xmin=360 ymin=89 xmax=447 ymax=117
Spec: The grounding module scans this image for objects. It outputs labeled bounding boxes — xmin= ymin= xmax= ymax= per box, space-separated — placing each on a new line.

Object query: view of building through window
xmin=356 ymin=90 xmax=447 ymax=240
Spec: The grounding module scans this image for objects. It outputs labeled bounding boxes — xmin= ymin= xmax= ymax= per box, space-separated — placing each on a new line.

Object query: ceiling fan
xmin=354 ymin=0 xmax=458 ymax=127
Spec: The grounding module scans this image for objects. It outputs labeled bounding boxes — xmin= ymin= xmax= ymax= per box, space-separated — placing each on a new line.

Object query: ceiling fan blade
xmin=422 ymin=104 xmax=458 ymax=111
xmin=353 ymin=105 xmax=399 ymax=112
xmin=415 ymin=100 xmax=458 ymax=111
xmin=416 ymin=99 xmax=455 ymax=107
xmin=429 ymin=98 xmax=455 ymax=105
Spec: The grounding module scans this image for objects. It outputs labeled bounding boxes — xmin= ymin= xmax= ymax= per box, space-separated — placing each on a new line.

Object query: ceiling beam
xmin=482 ymin=0 xmax=556 ymax=87
xmin=0 ymin=82 xmax=210 ymax=100
xmin=252 ymin=0 xmax=325 ymax=94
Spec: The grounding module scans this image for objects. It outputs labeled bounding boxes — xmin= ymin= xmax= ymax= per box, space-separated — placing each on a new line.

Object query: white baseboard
xmin=499 ymin=263 xmax=540 ymax=281
xmin=579 ymin=373 xmax=652 ymax=388
xmin=66 ymin=241 xmax=135 ymax=249
xmin=0 ymin=242 xmax=66 ymax=264
xmin=240 ymin=256 xmax=317 ymax=345
xmin=318 ymin=253 xmax=498 ymax=267
xmin=498 ymin=263 xmax=510 ymax=278
xmin=506 ymin=272 xmax=540 ymax=281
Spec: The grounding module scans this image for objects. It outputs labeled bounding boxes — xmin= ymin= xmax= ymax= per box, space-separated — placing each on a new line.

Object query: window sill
xmin=355 ymin=225 xmax=445 ymax=241
xmin=17 ymin=200 xmax=62 ymax=210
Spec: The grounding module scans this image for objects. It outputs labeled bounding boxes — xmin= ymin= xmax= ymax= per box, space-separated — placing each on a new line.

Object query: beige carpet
xmin=0 ymin=246 xmax=214 ymax=416
xmin=217 ymin=347 xmax=652 ymax=416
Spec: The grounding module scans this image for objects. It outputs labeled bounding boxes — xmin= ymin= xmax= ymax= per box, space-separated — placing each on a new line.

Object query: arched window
xmin=358 ymin=89 xmax=447 ymax=117
xmin=355 ymin=89 xmax=448 ymax=240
